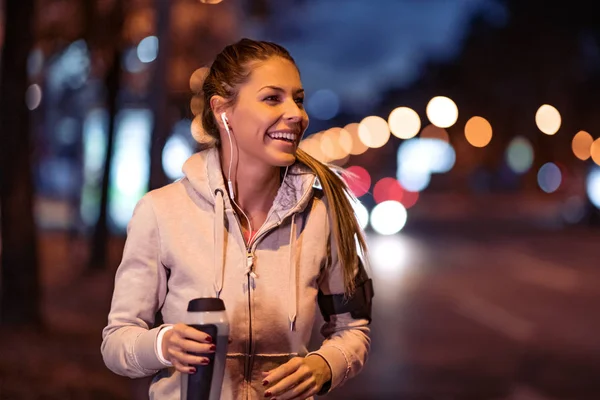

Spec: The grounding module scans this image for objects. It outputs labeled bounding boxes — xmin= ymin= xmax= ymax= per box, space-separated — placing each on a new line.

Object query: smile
xmin=267 ymin=131 xmax=298 ymax=143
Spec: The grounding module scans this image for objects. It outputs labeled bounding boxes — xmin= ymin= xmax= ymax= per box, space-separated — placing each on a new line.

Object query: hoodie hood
xmin=181 ymin=146 xmax=317 ymax=222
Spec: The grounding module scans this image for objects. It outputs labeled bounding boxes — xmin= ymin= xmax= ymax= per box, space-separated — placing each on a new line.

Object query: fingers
xmin=164 ymin=324 xmax=217 ymax=374
xmin=265 ymin=367 xmax=312 ymax=399
xmin=277 ymin=377 xmax=315 ymax=400
xmin=172 ymin=323 xmax=213 ymax=343
xmin=168 ymin=347 xmax=211 ymax=367
xmin=262 ymin=357 xmax=303 ymax=387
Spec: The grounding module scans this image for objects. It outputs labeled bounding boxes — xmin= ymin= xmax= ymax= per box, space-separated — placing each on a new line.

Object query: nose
xmin=283 ymin=99 xmax=305 ymax=124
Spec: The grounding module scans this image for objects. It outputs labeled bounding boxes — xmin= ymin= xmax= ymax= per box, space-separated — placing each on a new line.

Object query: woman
xmin=101 ymin=38 xmax=373 ymax=400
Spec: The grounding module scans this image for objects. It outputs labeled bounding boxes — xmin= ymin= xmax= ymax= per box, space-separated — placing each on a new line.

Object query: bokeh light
xmin=572 ymin=130 xmax=593 ymax=161
xmin=352 ymin=199 xmax=369 ymax=230
xmin=586 ymin=166 xmax=600 ymax=209
xmin=397 ymin=165 xmax=430 ymax=192
xmin=321 ymin=127 xmax=352 ymax=161
xmin=396 ymin=137 xmax=456 ymax=192
xmin=426 ymin=96 xmax=458 ymax=128
xmin=25 ymin=84 xmax=42 ymax=110
xmin=465 ymin=116 xmax=493 ymax=147
xmin=358 ymin=115 xmax=391 ymax=148
xmin=373 ymin=178 xmax=404 ymax=204
xmin=370 ymin=201 xmax=408 ymax=235
xmin=300 ymin=132 xmax=329 ymax=164
xmin=306 ymin=89 xmax=340 ymax=121
xmin=562 ymin=196 xmax=586 ymax=224
xmin=343 ymin=166 xmax=371 ymax=197
xmin=109 ymin=109 xmax=152 ymax=230
xmin=388 ymin=106 xmax=421 ymax=139
xmin=398 ymin=137 xmax=455 ymax=174
xmin=137 ymin=36 xmax=159 ymax=63
xmin=27 ymin=48 xmax=44 ymax=77
xmin=506 ymin=136 xmax=534 ymax=174
xmin=400 ymin=190 xmax=419 ymax=209
xmin=420 ymin=124 xmax=449 ymax=143
xmin=189 ymin=67 xmax=209 ymax=93
xmin=537 ymin=162 xmax=562 ymax=193
xmin=344 ymin=123 xmax=368 ymax=155
xmin=535 ymin=104 xmax=561 ymax=135
xmin=591 ymin=138 xmax=600 ymax=166
xmin=162 ymin=120 xmax=195 ymax=181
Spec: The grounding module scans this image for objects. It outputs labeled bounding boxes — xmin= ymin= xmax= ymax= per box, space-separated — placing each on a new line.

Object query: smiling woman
xmin=101 ymin=38 xmax=374 ymax=400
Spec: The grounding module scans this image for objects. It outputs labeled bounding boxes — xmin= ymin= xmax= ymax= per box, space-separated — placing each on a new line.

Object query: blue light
xmin=306 ymin=89 xmax=340 ymax=120
xmin=137 ymin=36 xmax=159 ymax=63
xmin=537 ymin=162 xmax=562 ymax=193
xmin=587 ymin=166 xmax=600 ymax=210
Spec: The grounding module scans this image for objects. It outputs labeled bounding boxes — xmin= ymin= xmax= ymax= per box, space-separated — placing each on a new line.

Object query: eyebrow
xmin=259 ymin=85 xmax=304 ymax=95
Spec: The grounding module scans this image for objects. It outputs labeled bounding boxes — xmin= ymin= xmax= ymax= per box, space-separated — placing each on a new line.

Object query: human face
xmin=226 ymin=57 xmax=309 ymax=167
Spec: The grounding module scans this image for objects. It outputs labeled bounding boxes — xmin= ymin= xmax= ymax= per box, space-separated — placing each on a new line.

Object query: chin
xmin=264 ymin=148 xmax=297 ymax=167
xmin=274 ymin=153 xmax=297 ymax=167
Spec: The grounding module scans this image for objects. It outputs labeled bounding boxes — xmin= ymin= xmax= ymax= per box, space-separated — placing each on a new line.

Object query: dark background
xmin=1 ymin=0 xmax=600 ymax=399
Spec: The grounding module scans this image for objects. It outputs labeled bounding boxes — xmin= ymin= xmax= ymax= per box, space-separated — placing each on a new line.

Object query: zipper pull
xmin=246 ymin=252 xmax=257 ymax=279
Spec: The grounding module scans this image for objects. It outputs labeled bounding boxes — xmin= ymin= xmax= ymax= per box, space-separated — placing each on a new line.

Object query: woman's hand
xmin=162 ymin=323 xmax=215 ymax=374
xmin=261 ymin=355 xmax=332 ymax=400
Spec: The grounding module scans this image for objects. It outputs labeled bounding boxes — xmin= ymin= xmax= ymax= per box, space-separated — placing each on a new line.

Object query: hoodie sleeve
xmin=101 ymin=194 xmax=169 ymax=378
xmin=307 ymin=207 xmax=373 ymax=394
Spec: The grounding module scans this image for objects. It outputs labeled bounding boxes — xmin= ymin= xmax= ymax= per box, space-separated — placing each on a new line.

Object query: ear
xmin=210 ymin=95 xmax=229 ymax=129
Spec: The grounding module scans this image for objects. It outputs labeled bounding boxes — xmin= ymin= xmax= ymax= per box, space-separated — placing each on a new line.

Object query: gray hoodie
xmin=101 ymin=147 xmax=371 ymax=399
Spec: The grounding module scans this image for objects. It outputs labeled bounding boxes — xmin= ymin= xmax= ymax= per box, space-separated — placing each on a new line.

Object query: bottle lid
xmin=187 ymin=297 xmax=226 ymax=312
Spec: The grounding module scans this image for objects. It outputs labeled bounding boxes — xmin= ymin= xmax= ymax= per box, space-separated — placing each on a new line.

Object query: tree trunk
xmin=148 ymin=0 xmax=171 ymax=191
xmin=0 ymin=0 xmax=41 ymax=326
xmin=89 ymin=0 xmax=124 ymax=270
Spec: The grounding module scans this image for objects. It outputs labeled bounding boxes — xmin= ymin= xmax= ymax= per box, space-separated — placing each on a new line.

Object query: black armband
xmin=317 ymin=260 xmax=374 ymax=323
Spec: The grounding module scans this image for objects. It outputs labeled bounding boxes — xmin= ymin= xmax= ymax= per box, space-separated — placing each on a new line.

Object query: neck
xmin=220 ymin=149 xmax=281 ymax=216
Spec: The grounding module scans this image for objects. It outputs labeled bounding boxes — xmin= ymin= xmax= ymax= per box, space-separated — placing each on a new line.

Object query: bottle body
xmin=180 ymin=298 xmax=229 ymax=400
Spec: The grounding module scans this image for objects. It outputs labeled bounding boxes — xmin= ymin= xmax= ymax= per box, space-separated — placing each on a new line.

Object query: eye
xmin=295 ymin=97 xmax=305 ymax=105
xmin=264 ymin=95 xmax=280 ymax=102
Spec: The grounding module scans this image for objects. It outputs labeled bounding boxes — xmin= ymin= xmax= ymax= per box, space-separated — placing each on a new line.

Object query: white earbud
xmin=220 ymin=112 xmax=231 ymax=136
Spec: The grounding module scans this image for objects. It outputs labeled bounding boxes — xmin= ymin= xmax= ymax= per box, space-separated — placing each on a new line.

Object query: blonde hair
xmin=193 ymin=38 xmax=367 ymax=294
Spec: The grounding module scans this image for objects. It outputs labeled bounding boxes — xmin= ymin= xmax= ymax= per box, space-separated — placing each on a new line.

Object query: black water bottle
xmin=180 ymin=298 xmax=229 ymax=400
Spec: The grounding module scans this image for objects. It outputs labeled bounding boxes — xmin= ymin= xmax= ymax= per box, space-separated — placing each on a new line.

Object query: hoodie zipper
xmin=224 ymin=176 xmax=317 ymax=391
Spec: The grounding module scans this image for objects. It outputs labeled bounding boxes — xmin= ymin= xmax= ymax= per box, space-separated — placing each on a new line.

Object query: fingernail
xmin=209 ymin=344 xmax=216 ymax=351
xmin=205 ymin=336 xmax=213 ymax=343
xmin=262 ymin=380 xmax=269 ymax=386
xmin=200 ymin=359 xmax=209 ymax=365
xmin=189 ymin=368 xmax=196 ymax=374
xmin=264 ymin=391 xmax=271 ymax=398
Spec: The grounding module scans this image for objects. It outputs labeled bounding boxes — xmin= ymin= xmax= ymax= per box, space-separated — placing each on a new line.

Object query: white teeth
xmin=268 ymin=131 xmax=297 ymax=141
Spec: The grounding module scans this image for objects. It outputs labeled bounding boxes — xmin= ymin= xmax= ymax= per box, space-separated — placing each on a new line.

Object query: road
xmin=1 ymin=195 xmax=599 ymax=399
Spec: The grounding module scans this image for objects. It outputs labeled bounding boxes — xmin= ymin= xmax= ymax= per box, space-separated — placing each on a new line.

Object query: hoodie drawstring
xmin=215 ymin=187 xmax=299 ymax=332
xmin=213 ymin=189 xmax=226 ymax=298
xmin=288 ymin=213 xmax=298 ymax=331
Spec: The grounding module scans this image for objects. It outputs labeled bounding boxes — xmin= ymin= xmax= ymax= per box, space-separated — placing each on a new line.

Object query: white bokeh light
xmin=370 ymin=201 xmax=408 ymax=235
xmin=535 ymin=104 xmax=561 ymax=135
xmin=426 ymin=96 xmax=458 ymax=128
xmin=163 ymin=134 xmax=194 ymax=181
xmin=358 ymin=115 xmax=390 ymax=148
xmin=586 ymin=166 xmax=600 ymax=210
xmin=110 ymin=109 xmax=153 ymax=230
xmin=368 ymin=234 xmax=411 ymax=278
xmin=388 ymin=106 xmax=421 ymax=139
xmin=352 ymin=199 xmax=370 ymax=230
